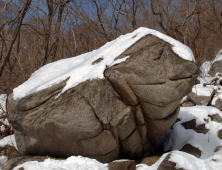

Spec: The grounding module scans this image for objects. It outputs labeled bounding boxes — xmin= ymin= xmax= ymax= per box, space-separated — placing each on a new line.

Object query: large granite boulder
xmin=208 ymin=61 xmax=222 ymax=77
xmin=188 ymin=84 xmax=215 ymax=106
xmin=8 ymin=28 xmax=198 ymax=163
xmin=208 ymin=49 xmax=222 ymax=77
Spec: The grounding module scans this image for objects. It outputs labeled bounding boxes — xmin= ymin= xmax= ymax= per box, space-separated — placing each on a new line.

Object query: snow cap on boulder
xmin=13 ymin=27 xmax=195 ymax=100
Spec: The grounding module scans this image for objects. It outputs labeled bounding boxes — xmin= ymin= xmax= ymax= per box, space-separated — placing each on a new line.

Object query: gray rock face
xmin=181 ymin=101 xmax=195 ymax=107
xmin=213 ymin=97 xmax=222 ymax=111
xmin=188 ymin=91 xmax=214 ymax=106
xmin=8 ymin=34 xmax=198 ymax=163
xmin=0 ymin=145 xmax=20 ymax=161
xmin=209 ymin=114 xmax=222 ymax=123
xmin=208 ymin=60 xmax=222 ymax=77
xmin=108 ymin=160 xmax=136 ymax=170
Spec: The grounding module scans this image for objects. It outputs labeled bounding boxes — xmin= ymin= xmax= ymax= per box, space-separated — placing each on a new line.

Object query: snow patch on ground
xmin=13 ymin=27 xmax=195 ymax=100
xmin=13 ymin=156 xmax=108 ymax=170
xmin=163 ymin=106 xmax=222 ymax=159
xmin=169 ymin=151 xmax=222 ymax=170
xmin=0 ymin=135 xmax=17 ymax=149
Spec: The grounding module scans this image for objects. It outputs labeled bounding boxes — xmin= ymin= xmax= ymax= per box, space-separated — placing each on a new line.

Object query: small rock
xmin=181 ymin=119 xmax=209 ymax=134
xmin=157 ymin=154 xmax=185 ymax=170
xmin=181 ymin=101 xmax=195 ymax=107
xmin=180 ymin=144 xmax=201 ymax=158
xmin=108 ymin=160 xmax=136 ymax=170
xmin=208 ymin=114 xmax=222 ymax=123
xmin=214 ymin=98 xmax=222 ymax=111
xmin=214 ymin=146 xmax=222 ymax=152
xmin=195 ymin=79 xmax=200 ymax=84
xmin=139 ymin=154 xmax=162 ymax=166
xmin=0 ymin=145 xmax=20 ymax=160
xmin=218 ymin=129 xmax=222 ymax=139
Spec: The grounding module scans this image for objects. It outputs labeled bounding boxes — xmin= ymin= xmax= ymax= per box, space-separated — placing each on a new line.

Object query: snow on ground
xmin=191 ymin=84 xmax=214 ymax=96
xmin=13 ymin=156 xmax=109 ymax=170
xmin=0 ymin=106 xmax=218 ymax=170
xmin=163 ymin=106 xmax=222 ymax=159
xmin=169 ymin=151 xmax=222 ymax=170
xmin=0 ymin=135 xmax=17 ymax=149
xmin=137 ymin=150 xmax=222 ymax=170
xmin=13 ymin=27 xmax=195 ymax=100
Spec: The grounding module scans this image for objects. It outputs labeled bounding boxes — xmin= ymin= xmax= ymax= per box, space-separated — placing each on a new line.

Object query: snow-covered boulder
xmin=208 ymin=49 xmax=222 ymax=77
xmin=188 ymin=84 xmax=214 ymax=106
xmin=8 ymin=28 xmax=197 ymax=163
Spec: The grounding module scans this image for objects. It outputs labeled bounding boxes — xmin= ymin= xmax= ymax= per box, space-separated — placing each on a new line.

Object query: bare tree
xmin=0 ymin=0 xmax=32 ymax=77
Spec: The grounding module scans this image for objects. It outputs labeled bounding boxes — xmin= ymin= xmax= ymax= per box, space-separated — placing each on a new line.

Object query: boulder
xmin=0 ymin=145 xmax=20 ymax=161
xmin=139 ymin=154 xmax=162 ymax=166
xmin=108 ymin=160 xmax=136 ymax=170
xmin=8 ymin=28 xmax=198 ymax=163
xmin=208 ymin=49 xmax=222 ymax=77
xmin=208 ymin=60 xmax=222 ymax=77
xmin=179 ymin=144 xmax=201 ymax=158
xmin=181 ymin=119 xmax=209 ymax=134
xmin=214 ymin=146 xmax=222 ymax=152
xmin=208 ymin=114 xmax=222 ymax=123
xmin=211 ymin=91 xmax=222 ymax=111
xmin=181 ymin=101 xmax=195 ymax=107
xmin=218 ymin=129 xmax=222 ymax=139
xmin=188 ymin=84 xmax=214 ymax=106
xmin=157 ymin=154 xmax=185 ymax=170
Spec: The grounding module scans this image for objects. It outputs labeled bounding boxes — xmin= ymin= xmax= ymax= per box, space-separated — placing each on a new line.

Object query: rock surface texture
xmin=8 ymin=29 xmax=197 ymax=163
xmin=208 ymin=60 xmax=222 ymax=77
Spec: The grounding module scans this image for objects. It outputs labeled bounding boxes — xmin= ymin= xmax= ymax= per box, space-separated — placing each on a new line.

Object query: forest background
xmin=0 ymin=0 xmax=222 ymax=95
